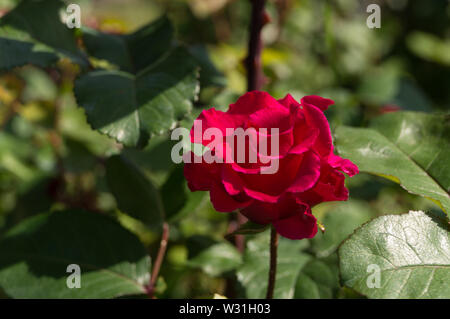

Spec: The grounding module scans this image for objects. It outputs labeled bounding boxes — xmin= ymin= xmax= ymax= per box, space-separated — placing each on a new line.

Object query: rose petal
xmin=299 ymin=164 xmax=349 ymax=206
xmin=228 ymin=91 xmax=283 ymax=115
xmin=289 ymin=127 xmax=319 ymax=154
xmin=328 ymin=154 xmax=359 ymax=177
xmin=240 ymin=154 xmax=303 ymax=199
xmin=287 ymin=151 xmax=321 ymax=193
xmin=240 ymin=193 xmax=303 ymax=224
xmin=302 ymin=102 xmax=333 ymax=156
xmin=190 ymin=108 xmax=243 ymax=145
xmin=278 ymin=93 xmax=300 ymax=109
xmin=210 ymin=183 xmax=252 ymax=212
xmin=183 ymin=152 xmax=219 ymax=191
xmin=221 ymin=165 xmax=244 ymax=195
xmin=301 ymin=95 xmax=334 ymax=111
xmin=247 ymin=127 xmax=294 ymax=160
xmin=240 ymin=201 xmax=278 ymax=224
xmin=273 ymin=208 xmax=318 ymax=239
xmin=248 ymin=105 xmax=292 ymax=131
xmin=243 ymin=187 xmax=280 ymax=203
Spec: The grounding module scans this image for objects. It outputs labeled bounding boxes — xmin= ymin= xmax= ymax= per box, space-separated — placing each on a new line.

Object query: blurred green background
xmin=0 ymin=0 xmax=449 ymax=298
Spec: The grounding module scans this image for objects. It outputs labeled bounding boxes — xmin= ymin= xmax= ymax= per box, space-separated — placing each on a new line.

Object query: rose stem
xmin=234 ymin=0 xmax=269 ymax=249
xmin=266 ymin=226 xmax=279 ymax=299
xmin=245 ymin=0 xmax=267 ymax=91
xmin=146 ymin=222 xmax=169 ymax=298
xmin=226 ymin=0 xmax=269 ymax=298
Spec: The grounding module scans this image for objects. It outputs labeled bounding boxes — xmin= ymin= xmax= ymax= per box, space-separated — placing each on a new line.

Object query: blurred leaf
xmin=105 ymin=155 xmax=164 ymax=229
xmin=188 ymin=0 xmax=230 ymax=18
xmin=335 ymin=111 xmax=450 ymax=216
xmin=237 ymin=231 xmax=311 ymax=298
xmin=294 ymin=258 xmax=339 ymax=299
xmin=160 ymin=165 xmax=206 ymax=224
xmin=339 ymin=211 xmax=450 ymax=298
xmin=0 ymin=131 xmax=33 ymax=159
xmin=389 ymin=79 xmax=432 ymax=112
xmin=60 ymin=105 xmax=116 ymax=156
xmin=187 ymin=236 xmax=242 ymax=277
xmin=122 ymin=136 xmax=177 ymax=186
xmin=311 ymin=200 xmax=374 ymax=258
xmin=0 ymin=146 xmax=36 ymax=182
xmin=0 ymin=210 xmax=151 ymax=298
xmin=0 ymin=0 xmax=87 ymax=70
xmin=407 ymin=31 xmax=450 ymax=66
xmin=6 ymin=175 xmax=54 ymax=227
xmin=82 ymin=16 xmax=173 ymax=73
xmin=174 ymin=191 xmax=207 ymax=225
xmin=74 ymin=47 xmax=199 ymax=147
xmin=18 ymin=66 xmax=57 ymax=102
xmin=62 ymin=138 xmax=98 ymax=173
xmin=188 ymin=44 xmax=226 ymax=88
xmin=357 ymin=66 xmax=399 ymax=105
xmin=227 ymin=220 xmax=269 ymax=236
xmin=160 ymin=165 xmax=187 ymax=222
xmin=322 ymin=88 xmax=360 ymax=127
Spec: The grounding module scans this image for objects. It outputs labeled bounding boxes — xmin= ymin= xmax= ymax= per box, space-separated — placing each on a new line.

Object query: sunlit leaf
xmin=335 ymin=111 xmax=450 ymax=216
xmin=74 ymin=47 xmax=199 ymax=147
xmin=339 ymin=211 xmax=450 ymax=298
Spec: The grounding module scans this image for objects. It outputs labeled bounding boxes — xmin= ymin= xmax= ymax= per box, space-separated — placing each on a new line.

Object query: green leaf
xmin=237 ymin=231 xmax=311 ymax=298
xmin=82 ymin=16 xmax=173 ymax=74
xmin=188 ymin=44 xmax=226 ymax=88
xmin=0 ymin=0 xmax=87 ymax=70
xmin=74 ymin=47 xmax=199 ymax=147
xmin=186 ymin=236 xmax=242 ymax=277
xmin=357 ymin=65 xmax=399 ymax=105
xmin=311 ymin=200 xmax=374 ymax=258
xmin=339 ymin=210 xmax=450 ymax=299
xmin=227 ymin=220 xmax=269 ymax=236
xmin=105 ymin=155 xmax=164 ymax=229
xmin=294 ymin=257 xmax=339 ymax=299
xmin=0 ymin=36 xmax=57 ymax=70
xmin=160 ymin=165 xmax=187 ymax=222
xmin=0 ymin=210 xmax=151 ymax=298
xmin=406 ymin=31 xmax=450 ymax=66
xmin=18 ymin=66 xmax=57 ymax=102
xmin=389 ymin=79 xmax=432 ymax=112
xmin=334 ymin=112 xmax=450 ymax=216
xmin=159 ymin=164 xmax=207 ymax=224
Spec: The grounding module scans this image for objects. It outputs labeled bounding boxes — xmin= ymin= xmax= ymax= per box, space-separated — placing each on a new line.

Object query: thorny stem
xmin=266 ymin=226 xmax=278 ymax=299
xmin=146 ymin=222 xmax=170 ymax=298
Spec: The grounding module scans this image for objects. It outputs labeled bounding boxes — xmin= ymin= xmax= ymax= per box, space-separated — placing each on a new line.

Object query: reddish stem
xmin=146 ymin=222 xmax=169 ymax=298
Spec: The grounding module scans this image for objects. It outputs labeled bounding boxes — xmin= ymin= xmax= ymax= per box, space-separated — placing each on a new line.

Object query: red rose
xmin=183 ymin=91 xmax=358 ymax=239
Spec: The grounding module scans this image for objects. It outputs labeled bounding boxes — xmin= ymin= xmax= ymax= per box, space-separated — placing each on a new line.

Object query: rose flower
xmin=183 ymin=91 xmax=358 ymax=239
